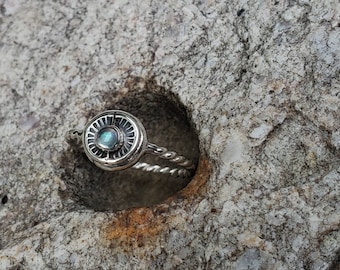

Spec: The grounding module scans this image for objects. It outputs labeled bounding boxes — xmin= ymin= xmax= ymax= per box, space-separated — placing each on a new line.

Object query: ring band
xmin=66 ymin=110 xmax=196 ymax=177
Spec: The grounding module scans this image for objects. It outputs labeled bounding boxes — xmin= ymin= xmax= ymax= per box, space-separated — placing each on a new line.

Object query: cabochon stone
xmin=97 ymin=128 xmax=118 ymax=150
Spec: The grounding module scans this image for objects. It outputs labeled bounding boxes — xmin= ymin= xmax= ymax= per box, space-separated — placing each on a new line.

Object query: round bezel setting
xmin=82 ymin=110 xmax=147 ymax=171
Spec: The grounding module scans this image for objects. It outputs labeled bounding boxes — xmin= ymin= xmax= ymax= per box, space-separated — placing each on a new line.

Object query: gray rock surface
xmin=0 ymin=0 xmax=339 ymax=269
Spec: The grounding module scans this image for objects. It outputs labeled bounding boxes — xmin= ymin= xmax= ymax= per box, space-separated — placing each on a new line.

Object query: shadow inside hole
xmin=60 ymin=81 xmax=200 ymax=211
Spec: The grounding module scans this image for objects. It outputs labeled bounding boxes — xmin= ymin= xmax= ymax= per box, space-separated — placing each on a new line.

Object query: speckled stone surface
xmin=0 ymin=0 xmax=339 ymax=269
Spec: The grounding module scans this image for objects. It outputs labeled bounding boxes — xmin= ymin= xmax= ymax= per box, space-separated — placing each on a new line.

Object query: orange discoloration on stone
xmin=179 ymin=158 xmax=210 ymax=197
xmin=105 ymin=207 xmax=166 ymax=241
xmin=104 ymin=158 xmax=210 ymax=244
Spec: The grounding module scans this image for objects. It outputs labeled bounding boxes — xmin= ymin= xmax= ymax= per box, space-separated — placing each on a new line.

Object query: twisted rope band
xmin=143 ymin=143 xmax=195 ymax=177
xmin=132 ymin=162 xmax=192 ymax=177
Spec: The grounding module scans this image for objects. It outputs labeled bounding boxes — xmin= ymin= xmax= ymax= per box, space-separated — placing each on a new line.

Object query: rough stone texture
xmin=0 ymin=0 xmax=339 ymax=269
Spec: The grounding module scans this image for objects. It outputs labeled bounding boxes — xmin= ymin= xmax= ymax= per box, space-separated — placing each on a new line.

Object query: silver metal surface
xmin=66 ymin=110 xmax=195 ymax=177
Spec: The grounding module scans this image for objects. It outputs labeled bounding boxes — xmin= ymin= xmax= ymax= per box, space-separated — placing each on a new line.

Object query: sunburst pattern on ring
xmin=85 ymin=113 xmax=136 ymax=160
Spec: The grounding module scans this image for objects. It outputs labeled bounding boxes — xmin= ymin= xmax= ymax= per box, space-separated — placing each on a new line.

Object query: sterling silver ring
xmin=66 ymin=110 xmax=195 ymax=177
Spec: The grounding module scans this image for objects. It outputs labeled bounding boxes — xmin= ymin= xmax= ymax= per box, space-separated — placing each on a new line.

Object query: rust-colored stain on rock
xmin=105 ymin=207 xmax=167 ymax=243
xmin=178 ymin=158 xmax=210 ymax=198
xmin=104 ymin=158 xmax=210 ymax=244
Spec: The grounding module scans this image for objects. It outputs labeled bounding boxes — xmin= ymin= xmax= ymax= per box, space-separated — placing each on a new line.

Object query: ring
xmin=66 ymin=110 xmax=196 ymax=177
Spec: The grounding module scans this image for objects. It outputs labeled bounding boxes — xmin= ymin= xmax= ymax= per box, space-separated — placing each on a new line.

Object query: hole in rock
xmin=1 ymin=195 xmax=8 ymax=205
xmin=237 ymin=8 xmax=245 ymax=16
xmin=61 ymin=77 xmax=200 ymax=211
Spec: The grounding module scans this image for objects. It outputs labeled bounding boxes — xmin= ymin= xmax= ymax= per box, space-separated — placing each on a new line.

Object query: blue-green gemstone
xmin=97 ymin=128 xmax=118 ymax=149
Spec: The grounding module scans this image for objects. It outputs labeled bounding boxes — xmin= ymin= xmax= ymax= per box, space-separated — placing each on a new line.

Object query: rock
xmin=0 ymin=0 xmax=339 ymax=269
